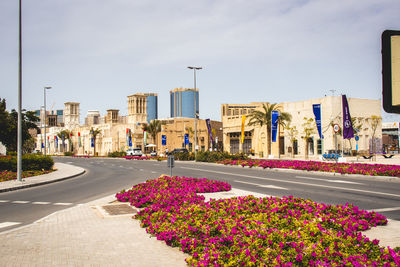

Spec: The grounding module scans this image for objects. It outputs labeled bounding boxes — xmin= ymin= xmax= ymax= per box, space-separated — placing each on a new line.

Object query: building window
xmin=293 ymin=140 xmax=298 ymax=155
xmin=317 ymin=139 xmax=322 ymax=154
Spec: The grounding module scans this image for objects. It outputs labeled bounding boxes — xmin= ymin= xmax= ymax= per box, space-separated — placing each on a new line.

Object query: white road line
xmin=11 ymin=201 xmax=30 ymax=204
xmin=367 ymin=207 xmax=400 ymax=213
xmin=139 ymin=169 xmax=144 ymax=171
xmin=53 ymin=202 xmax=73 ymax=206
xmin=181 ymin=166 xmax=400 ymax=198
xmin=66 ymin=162 xmax=73 ymax=164
xmin=296 ymin=176 xmax=362 ymax=185
xmin=32 ymin=202 xmax=51 ymax=205
xmin=234 ymin=180 xmax=287 ymax=190
xmin=0 ymin=222 xmax=21 ymax=229
xmin=0 ymin=200 xmax=10 ymax=203
xmin=151 ymin=171 xmax=157 ymax=174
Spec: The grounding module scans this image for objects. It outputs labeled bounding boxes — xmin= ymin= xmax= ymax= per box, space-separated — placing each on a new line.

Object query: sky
xmin=1 ymin=0 xmax=400 ymax=123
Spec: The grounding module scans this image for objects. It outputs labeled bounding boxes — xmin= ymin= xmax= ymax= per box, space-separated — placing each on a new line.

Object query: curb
xmin=0 ymin=167 xmax=86 ymax=194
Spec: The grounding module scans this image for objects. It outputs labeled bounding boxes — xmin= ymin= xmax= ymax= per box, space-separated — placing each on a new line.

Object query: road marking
xmin=32 ymin=201 xmax=51 ymax=205
xmin=234 ymin=180 xmax=287 ymax=190
xmin=11 ymin=201 xmax=30 ymax=204
xmin=151 ymin=171 xmax=157 ymax=174
xmin=120 ymin=165 xmax=124 ymax=167
xmin=367 ymin=207 xmax=400 ymax=213
xmin=53 ymin=202 xmax=73 ymax=206
xmin=139 ymin=169 xmax=144 ymax=171
xmin=0 ymin=222 xmax=21 ymax=229
xmin=0 ymin=200 xmax=10 ymax=203
xmin=181 ymin=167 xmax=400 ymax=198
xmin=296 ymin=176 xmax=362 ymax=185
xmin=66 ymin=162 xmax=73 ymax=164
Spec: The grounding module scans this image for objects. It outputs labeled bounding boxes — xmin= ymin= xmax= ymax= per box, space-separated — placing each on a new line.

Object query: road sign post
xmin=167 ymin=155 xmax=174 ymax=177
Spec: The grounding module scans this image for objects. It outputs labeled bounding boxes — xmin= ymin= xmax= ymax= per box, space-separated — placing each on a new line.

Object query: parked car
xmin=126 ymin=148 xmax=143 ymax=157
xmin=150 ymin=151 xmax=157 ymax=157
xmin=169 ymin=148 xmax=189 ymax=155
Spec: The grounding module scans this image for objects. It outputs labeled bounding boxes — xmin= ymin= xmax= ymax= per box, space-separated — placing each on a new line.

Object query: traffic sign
xmin=333 ymin=124 xmax=340 ymax=133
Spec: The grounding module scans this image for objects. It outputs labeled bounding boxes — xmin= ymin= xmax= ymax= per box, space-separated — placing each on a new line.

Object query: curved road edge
xmin=0 ymin=162 xmax=86 ymax=193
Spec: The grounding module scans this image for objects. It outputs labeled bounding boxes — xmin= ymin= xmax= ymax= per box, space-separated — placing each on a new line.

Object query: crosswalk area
xmin=0 ymin=200 xmax=73 ymax=206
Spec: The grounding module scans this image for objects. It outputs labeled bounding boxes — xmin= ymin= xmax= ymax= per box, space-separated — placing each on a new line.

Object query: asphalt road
xmin=0 ymin=157 xmax=399 ymax=233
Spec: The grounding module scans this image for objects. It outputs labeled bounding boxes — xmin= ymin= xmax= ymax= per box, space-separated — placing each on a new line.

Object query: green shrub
xmin=64 ymin=151 xmax=74 ymax=156
xmin=6 ymin=151 xmax=17 ymax=156
xmin=108 ymin=151 xmax=126 ymax=157
xmin=196 ymin=151 xmax=248 ymax=162
xmin=0 ymin=155 xmax=54 ymax=171
xmin=173 ymin=152 xmax=195 ymax=161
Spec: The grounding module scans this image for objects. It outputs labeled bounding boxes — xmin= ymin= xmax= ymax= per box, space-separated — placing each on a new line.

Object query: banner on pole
xmin=312 ymin=104 xmax=322 ymax=139
xmin=144 ymin=131 xmax=147 ymax=145
xmin=62 ymin=134 xmax=65 ymax=149
xmin=240 ymin=115 xmax=246 ymax=144
xmin=91 ymin=138 xmax=94 ymax=148
xmin=55 ymin=136 xmax=58 ymax=151
xmin=342 ymin=95 xmax=354 ymax=139
xmin=129 ymin=135 xmax=132 ymax=147
xmin=184 ymin=133 xmax=189 ymax=145
xmin=271 ymin=111 xmax=279 ymax=142
xmin=205 ymin=119 xmax=214 ymax=144
xmin=162 ymin=135 xmax=166 ymax=146
xmin=78 ymin=132 xmax=82 ymax=147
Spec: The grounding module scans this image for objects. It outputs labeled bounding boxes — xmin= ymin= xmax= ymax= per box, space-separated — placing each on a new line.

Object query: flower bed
xmin=124 ymin=156 xmax=152 ymax=160
xmin=116 ymin=176 xmax=400 ymax=266
xmin=0 ymin=170 xmax=54 ymax=182
xmin=217 ymin=159 xmax=400 ymax=177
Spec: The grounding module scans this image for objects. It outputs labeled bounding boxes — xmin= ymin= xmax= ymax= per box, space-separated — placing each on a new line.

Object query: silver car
xmin=126 ymin=148 xmax=143 ymax=157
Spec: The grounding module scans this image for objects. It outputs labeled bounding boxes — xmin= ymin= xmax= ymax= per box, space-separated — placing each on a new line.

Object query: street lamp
xmin=43 ymin=86 xmax=51 ymax=156
xmin=187 ymin=66 xmax=202 ymax=159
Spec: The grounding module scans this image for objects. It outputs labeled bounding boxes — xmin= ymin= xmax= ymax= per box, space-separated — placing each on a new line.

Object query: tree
xmin=276 ymin=112 xmax=292 ymax=157
xmin=0 ymin=98 xmax=39 ymax=153
xmin=247 ymin=103 xmax=291 ymax=156
xmin=365 ymin=115 xmax=382 ymax=160
xmin=57 ymin=129 xmax=73 ymax=152
xmin=90 ymin=128 xmax=101 ymax=156
xmin=301 ymin=117 xmax=316 ymax=159
xmin=144 ymin=120 xmax=163 ymax=152
xmin=285 ymin=123 xmax=298 ymax=158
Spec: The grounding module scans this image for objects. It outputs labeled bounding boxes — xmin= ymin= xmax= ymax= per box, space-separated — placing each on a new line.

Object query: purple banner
xmin=342 ymin=94 xmax=354 ymax=139
xmin=205 ymin=119 xmax=214 ymax=144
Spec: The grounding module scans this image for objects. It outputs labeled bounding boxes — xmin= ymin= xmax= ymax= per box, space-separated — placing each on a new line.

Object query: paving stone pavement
xmin=0 ymin=194 xmax=188 ymax=267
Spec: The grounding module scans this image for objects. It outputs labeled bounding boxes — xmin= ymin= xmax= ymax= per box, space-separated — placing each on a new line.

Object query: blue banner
xmin=128 ymin=136 xmax=132 ymax=147
xmin=162 ymin=135 xmax=166 ymax=146
xmin=312 ymin=104 xmax=322 ymax=139
xmin=184 ymin=133 xmax=189 ymax=145
xmin=271 ymin=111 xmax=279 ymax=142
xmin=62 ymin=134 xmax=65 ymax=149
xmin=91 ymin=138 xmax=94 ymax=147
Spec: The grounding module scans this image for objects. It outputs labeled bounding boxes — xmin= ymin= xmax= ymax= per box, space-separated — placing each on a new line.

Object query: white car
xmin=126 ymin=148 xmax=143 ymax=157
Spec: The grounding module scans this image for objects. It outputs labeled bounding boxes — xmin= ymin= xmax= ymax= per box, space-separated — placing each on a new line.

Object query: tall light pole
xmin=187 ymin=66 xmax=202 ymax=159
xmin=17 ymin=0 xmax=22 ymax=181
xmin=43 ymin=86 xmax=51 ymax=156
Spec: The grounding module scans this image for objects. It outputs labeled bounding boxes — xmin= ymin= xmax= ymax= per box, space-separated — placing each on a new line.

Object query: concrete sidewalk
xmin=0 ymin=162 xmax=85 ymax=193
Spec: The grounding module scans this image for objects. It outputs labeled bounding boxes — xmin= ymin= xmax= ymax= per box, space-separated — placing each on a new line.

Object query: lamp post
xmin=17 ymin=0 xmax=22 ymax=181
xmin=187 ymin=66 xmax=202 ymax=159
xmin=43 ymin=86 xmax=51 ymax=156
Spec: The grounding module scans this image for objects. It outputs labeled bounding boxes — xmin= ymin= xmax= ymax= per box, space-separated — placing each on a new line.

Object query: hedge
xmin=0 ymin=155 xmax=54 ymax=171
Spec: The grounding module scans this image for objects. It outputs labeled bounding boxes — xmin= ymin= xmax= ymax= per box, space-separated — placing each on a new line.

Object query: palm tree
xmin=90 ymin=127 xmax=101 ymax=156
xmin=57 ymin=129 xmax=73 ymax=152
xmin=276 ymin=112 xmax=292 ymax=158
xmin=146 ymin=120 xmax=163 ymax=152
xmin=247 ymin=103 xmax=291 ymax=157
xmin=185 ymin=126 xmax=195 ymax=151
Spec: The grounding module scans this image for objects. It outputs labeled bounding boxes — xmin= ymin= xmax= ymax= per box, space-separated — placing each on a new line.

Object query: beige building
xmin=222 ymin=96 xmax=382 ymax=159
xmin=36 ymin=93 xmax=222 ymax=156
xmin=156 ymin=118 xmax=222 ymax=154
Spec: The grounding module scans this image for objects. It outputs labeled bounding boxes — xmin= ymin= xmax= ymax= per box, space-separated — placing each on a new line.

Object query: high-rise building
xmin=170 ymin=88 xmax=199 ymax=118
